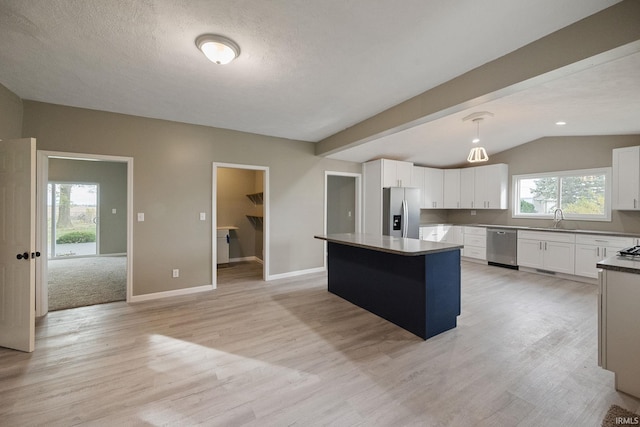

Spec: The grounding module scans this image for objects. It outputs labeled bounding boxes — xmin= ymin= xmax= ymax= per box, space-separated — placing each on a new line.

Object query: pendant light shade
xmin=467 ymin=146 xmax=489 ymax=163
xmin=196 ymin=34 xmax=240 ymax=64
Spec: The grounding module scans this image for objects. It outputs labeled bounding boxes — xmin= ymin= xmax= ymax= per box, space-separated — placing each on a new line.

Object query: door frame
xmin=36 ymin=151 xmax=134 ymax=316
xmin=212 ymin=162 xmax=269 ymax=287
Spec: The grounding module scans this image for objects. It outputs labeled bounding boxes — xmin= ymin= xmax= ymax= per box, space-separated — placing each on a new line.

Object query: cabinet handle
xmin=539 ymin=242 xmax=542 ymax=250
xmin=635 ymin=198 xmax=637 ymax=209
xmin=597 ymin=247 xmax=600 ymax=257
xmin=604 ymin=248 xmax=607 ymax=257
xmin=544 ymin=242 xmax=547 ymax=251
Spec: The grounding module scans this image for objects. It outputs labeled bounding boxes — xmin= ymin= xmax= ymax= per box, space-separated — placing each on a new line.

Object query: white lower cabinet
xmin=517 ymin=230 xmax=575 ymax=275
xmin=419 ymin=225 xmax=463 ymax=245
xmin=574 ymin=235 xmax=634 ymax=278
xmin=462 ymin=226 xmax=486 ymax=260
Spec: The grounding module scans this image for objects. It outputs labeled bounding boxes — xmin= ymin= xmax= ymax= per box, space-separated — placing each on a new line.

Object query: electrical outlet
xmin=172 ymin=269 xmax=179 ymax=278
xmin=200 ymin=212 xmax=206 ymax=221
xmin=471 ymin=210 xmax=476 ymax=216
xmin=137 ymin=212 xmax=145 ymax=221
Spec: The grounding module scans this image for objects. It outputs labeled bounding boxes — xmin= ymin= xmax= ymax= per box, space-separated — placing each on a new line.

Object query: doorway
xmin=212 ymin=163 xmax=269 ymax=287
xmin=324 ymin=172 xmax=361 ymax=234
xmin=36 ymin=152 xmax=133 ymax=315
xmin=323 ymin=171 xmax=362 ymax=264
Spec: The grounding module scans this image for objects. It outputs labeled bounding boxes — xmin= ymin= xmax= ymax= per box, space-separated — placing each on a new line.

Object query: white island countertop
xmin=314 ymin=233 xmax=463 ymax=256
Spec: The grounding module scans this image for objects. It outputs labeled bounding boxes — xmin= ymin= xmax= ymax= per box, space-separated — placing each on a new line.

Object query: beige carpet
xmin=47 ymin=256 xmax=126 ymax=311
xmin=602 ymin=405 xmax=639 ymax=427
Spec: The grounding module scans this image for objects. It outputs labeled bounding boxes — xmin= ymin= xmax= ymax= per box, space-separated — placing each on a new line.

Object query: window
xmin=513 ymin=168 xmax=611 ymax=221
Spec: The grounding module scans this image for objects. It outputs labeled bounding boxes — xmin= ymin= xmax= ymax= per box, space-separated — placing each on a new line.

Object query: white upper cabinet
xmin=413 ymin=166 xmax=443 ymax=209
xmin=460 ymin=164 xmax=508 ymax=209
xmin=382 ymin=159 xmax=413 ymax=188
xmin=443 ymin=169 xmax=461 ymax=209
xmin=612 ymin=146 xmax=640 ymax=210
xmin=460 ymin=168 xmax=476 ymax=209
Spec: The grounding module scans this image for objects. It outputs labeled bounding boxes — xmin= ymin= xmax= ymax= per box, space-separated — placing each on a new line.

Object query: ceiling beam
xmin=315 ymin=0 xmax=640 ymax=157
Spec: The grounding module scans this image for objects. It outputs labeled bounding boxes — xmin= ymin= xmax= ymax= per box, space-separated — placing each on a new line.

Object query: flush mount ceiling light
xmin=556 ymin=121 xmax=567 ymax=126
xmin=196 ymin=34 xmax=240 ymax=65
xmin=463 ymin=112 xmax=493 ymax=163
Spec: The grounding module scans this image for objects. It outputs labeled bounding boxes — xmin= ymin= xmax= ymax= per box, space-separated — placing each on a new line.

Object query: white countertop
xmin=315 ymin=233 xmax=463 ymax=256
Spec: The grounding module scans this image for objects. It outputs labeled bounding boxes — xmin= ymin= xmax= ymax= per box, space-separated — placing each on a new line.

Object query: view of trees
xmin=519 ymin=173 xmax=606 ymax=215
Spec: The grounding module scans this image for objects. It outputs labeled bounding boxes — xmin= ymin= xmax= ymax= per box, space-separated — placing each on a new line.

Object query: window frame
xmin=512 ymin=167 xmax=612 ymax=222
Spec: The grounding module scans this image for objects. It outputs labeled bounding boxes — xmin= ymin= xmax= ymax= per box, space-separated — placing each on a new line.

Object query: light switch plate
xmin=112 ymin=208 xmax=117 ymax=214
xmin=172 ymin=269 xmax=179 ymax=278
xmin=200 ymin=212 xmax=206 ymax=221
xmin=137 ymin=213 xmax=145 ymax=221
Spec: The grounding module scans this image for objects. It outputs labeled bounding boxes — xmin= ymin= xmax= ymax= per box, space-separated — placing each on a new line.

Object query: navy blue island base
xmin=317 ymin=234 xmax=462 ymax=340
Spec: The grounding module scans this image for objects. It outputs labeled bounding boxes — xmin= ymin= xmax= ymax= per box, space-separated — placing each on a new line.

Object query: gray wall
xmin=447 ymin=135 xmax=640 ymax=233
xmin=0 ymin=82 xmax=22 ymax=140
xmin=48 ymin=158 xmax=127 ymax=254
xmin=217 ymin=167 xmax=261 ymax=260
xmin=21 ymin=101 xmax=361 ymax=295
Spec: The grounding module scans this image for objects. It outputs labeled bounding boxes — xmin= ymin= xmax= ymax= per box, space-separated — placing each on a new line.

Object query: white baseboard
xmin=267 ymin=266 xmax=326 ymax=281
xmin=129 ymin=284 xmax=214 ymax=303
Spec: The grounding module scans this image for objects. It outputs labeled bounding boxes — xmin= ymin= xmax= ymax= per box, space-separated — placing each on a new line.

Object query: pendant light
xmin=196 ymin=34 xmax=240 ymax=64
xmin=463 ymin=112 xmax=492 ymax=163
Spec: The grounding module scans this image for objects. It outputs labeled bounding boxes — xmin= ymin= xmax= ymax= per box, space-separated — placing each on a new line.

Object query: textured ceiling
xmin=0 ymin=0 xmax=631 ymax=163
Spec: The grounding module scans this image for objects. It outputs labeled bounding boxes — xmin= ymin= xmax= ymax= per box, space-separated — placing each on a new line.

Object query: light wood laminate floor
xmin=1 ymin=261 xmax=638 ymax=426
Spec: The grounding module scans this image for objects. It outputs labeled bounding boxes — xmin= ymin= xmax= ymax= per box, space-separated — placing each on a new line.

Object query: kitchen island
xmin=315 ymin=233 xmax=463 ymax=340
xmin=597 ymin=255 xmax=640 ymax=399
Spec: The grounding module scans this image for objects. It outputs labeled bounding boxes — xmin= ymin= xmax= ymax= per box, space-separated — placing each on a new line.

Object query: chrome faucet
xmin=552 ymin=208 xmax=564 ymax=228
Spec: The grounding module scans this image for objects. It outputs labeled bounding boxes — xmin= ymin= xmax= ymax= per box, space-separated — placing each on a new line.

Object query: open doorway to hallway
xmin=213 ymin=163 xmax=269 ymax=287
xmin=36 ymin=152 xmax=133 ymax=315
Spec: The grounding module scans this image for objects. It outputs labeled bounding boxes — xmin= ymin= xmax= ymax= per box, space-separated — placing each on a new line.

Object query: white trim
xmin=213 ymin=162 xmax=269 ymax=288
xmin=129 ymin=284 xmax=214 ymax=303
xmin=36 ymin=150 xmax=134 ymax=316
xmin=267 ymin=266 xmax=326 ymax=281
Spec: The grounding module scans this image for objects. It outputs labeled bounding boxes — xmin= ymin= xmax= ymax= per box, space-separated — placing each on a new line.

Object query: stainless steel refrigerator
xmin=382 ymin=187 xmax=420 ymax=238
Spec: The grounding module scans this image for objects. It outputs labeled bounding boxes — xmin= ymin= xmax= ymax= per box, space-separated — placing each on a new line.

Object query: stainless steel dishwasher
xmin=486 ymin=228 xmax=518 ymax=269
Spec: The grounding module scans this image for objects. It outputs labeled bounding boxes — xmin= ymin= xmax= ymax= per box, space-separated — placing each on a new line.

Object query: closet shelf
xmin=246 ymin=215 xmax=263 ymax=227
xmin=246 ymin=192 xmax=263 ymax=205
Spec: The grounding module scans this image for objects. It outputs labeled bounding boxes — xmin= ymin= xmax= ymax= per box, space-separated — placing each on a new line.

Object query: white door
xmin=0 ymin=138 xmax=36 ymax=352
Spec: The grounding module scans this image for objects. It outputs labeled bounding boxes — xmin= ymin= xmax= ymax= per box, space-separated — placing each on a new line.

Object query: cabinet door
xmin=575 ymin=244 xmax=599 ymax=278
xmin=396 ymin=161 xmax=413 ymax=188
xmin=424 ymin=167 xmax=444 ymax=208
xmin=460 ymin=168 xmax=475 ymax=209
xmin=412 ymin=166 xmax=427 ymax=208
xmin=517 ymin=239 xmax=543 ymax=268
xmin=543 ymin=241 xmax=575 ymax=274
xmin=382 ymin=159 xmax=398 ymax=187
xmin=484 ymin=164 xmax=508 ymax=209
xmin=443 ymin=169 xmax=461 ymax=208
xmin=442 ymin=226 xmax=464 ymax=245
xmin=474 ymin=165 xmax=489 ymax=208
xmin=612 ymin=146 xmax=640 ymax=210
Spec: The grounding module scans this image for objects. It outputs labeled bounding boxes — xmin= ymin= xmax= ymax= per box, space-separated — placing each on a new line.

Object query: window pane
xmin=560 ymin=174 xmax=605 ymax=215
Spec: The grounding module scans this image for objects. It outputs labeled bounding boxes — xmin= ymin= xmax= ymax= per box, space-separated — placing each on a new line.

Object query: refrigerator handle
xmin=402 ymin=199 xmax=408 ymax=237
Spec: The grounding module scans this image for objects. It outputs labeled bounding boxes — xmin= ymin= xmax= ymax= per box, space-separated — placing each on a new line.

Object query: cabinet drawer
xmin=517 ymin=230 xmax=575 ymax=244
xmin=463 ymin=226 xmax=486 ymax=236
xmin=464 ymin=235 xmax=486 ymax=248
xmin=574 ymin=234 xmax=634 ymax=248
xmin=462 ymin=246 xmax=486 ymax=260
